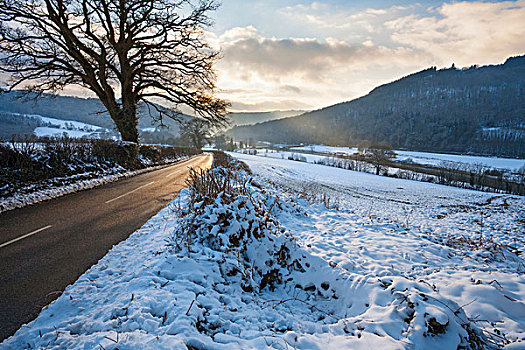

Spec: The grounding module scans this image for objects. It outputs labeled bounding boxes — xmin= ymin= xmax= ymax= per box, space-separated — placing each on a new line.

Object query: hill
xmin=0 ymin=90 xmax=191 ymax=142
xmin=228 ymin=110 xmax=305 ymax=126
xmin=230 ymin=55 xmax=525 ymax=157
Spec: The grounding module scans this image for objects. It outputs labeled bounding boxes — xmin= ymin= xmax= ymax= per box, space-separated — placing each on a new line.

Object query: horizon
xmin=4 ymin=54 xmax=523 ymax=115
xmin=5 ymin=53 xmax=525 ymax=116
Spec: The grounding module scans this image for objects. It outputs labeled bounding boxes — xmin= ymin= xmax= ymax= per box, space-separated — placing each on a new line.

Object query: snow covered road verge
xmin=0 ymin=138 xmax=201 ymax=213
xmin=2 ymin=154 xmax=498 ymax=349
xmin=0 ymin=162 xmax=180 ymax=213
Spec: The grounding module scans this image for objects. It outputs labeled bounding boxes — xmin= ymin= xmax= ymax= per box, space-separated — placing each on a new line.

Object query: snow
xmin=291 ymin=145 xmax=359 ymax=155
xmin=232 ymin=152 xmax=525 ymax=347
xmin=395 ymin=150 xmax=525 ymax=171
xmin=33 ymin=126 xmax=100 ymax=138
xmin=238 ymin=148 xmax=327 ymax=164
xmin=36 ymin=115 xmax=104 ymax=131
xmin=141 ymin=127 xmax=157 ymax=132
xmin=289 ymin=144 xmax=525 ymax=171
xmin=7 ymin=112 xmax=108 ymax=138
xmin=0 ymin=160 xmax=191 ymax=213
xmin=3 ymin=153 xmax=524 ymax=349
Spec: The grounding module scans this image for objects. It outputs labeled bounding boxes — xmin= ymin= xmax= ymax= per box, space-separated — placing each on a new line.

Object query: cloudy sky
xmin=208 ymin=0 xmax=525 ymax=111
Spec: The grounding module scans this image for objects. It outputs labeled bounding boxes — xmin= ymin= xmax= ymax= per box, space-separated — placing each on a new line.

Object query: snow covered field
xmin=289 ymin=144 xmax=525 ymax=171
xmin=5 ymin=112 xmax=173 ymax=139
xmin=233 ymin=153 xmax=525 ymax=347
xmin=395 ymin=150 xmax=525 ymax=171
xmin=239 ymin=148 xmax=327 ymax=164
xmin=33 ymin=126 xmax=101 ymax=138
xmin=3 ymin=153 xmax=524 ymax=349
xmin=8 ymin=112 xmax=108 ymax=138
xmin=291 ymin=145 xmax=359 ymax=156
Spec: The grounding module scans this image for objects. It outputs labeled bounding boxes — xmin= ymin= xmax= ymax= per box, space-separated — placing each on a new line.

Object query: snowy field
xmin=291 ymin=145 xmax=359 ymax=155
xmin=239 ymin=148 xmax=327 ymax=164
xmin=395 ymin=150 xmax=525 ymax=171
xmin=3 ymin=153 xmax=524 ymax=349
xmin=289 ymin=144 xmax=525 ymax=171
xmin=232 ymin=153 xmax=525 ymax=347
xmin=8 ymin=112 xmax=108 ymax=138
xmin=33 ymin=126 xmax=102 ymax=138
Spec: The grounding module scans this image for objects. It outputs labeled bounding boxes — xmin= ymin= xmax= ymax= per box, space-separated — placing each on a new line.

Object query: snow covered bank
xmin=0 ymin=139 xmax=200 ymax=213
xmin=3 ymin=155 xmax=499 ymax=349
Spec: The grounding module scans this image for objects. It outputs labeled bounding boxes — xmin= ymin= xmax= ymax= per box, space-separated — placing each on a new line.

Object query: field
xmin=233 ymin=152 xmax=525 ymax=347
xmin=289 ymin=145 xmax=525 ymax=171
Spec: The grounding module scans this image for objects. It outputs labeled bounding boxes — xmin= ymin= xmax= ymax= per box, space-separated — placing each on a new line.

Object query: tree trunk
xmin=114 ymin=106 xmax=139 ymax=143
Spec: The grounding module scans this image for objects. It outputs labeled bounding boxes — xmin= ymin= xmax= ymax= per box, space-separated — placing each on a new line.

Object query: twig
xmin=488 ymin=280 xmax=503 ymax=290
xmin=186 ymin=299 xmax=196 ymax=316
xmin=103 ymin=331 xmax=119 ymax=343
xmin=456 ymin=298 xmax=478 ymax=312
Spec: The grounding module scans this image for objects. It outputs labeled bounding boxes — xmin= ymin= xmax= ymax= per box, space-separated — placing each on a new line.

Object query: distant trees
xmin=357 ymin=140 xmax=371 ymax=153
xmin=211 ymin=134 xmax=235 ymax=151
xmin=180 ymin=119 xmax=212 ymax=149
xmin=213 ymin=134 xmax=227 ymax=150
xmin=0 ymin=0 xmax=228 ymax=143
xmin=226 ymin=137 xmax=236 ymax=151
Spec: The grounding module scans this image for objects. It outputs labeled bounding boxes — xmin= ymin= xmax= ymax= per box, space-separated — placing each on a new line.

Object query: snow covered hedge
xmin=0 ymin=136 xmax=200 ymax=211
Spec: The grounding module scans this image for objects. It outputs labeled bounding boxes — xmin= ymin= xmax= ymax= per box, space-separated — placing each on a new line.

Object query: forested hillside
xmin=231 ymin=55 xmax=525 ymax=157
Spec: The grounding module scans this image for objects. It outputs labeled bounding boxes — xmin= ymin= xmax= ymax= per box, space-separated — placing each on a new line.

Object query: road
xmin=0 ymin=153 xmax=213 ymax=341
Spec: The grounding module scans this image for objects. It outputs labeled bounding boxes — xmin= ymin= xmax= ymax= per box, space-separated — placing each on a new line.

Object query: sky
xmin=208 ymin=0 xmax=525 ymax=111
xmin=1 ymin=0 xmax=524 ymax=113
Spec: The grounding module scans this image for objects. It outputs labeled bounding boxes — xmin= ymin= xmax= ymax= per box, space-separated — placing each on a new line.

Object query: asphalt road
xmin=0 ymin=153 xmax=213 ymax=341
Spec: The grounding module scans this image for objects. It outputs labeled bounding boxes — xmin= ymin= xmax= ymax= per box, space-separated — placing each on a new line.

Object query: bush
xmin=288 ymin=153 xmax=307 ymax=162
xmin=209 ymin=150 xmax=251 ymax=173
xmin=174 ymin=154 xmax=296 ymax=293
xmin=0 ymin=142 xmax=35 ymax=169
xmin=140 ymin=145 xmax=162 ymax=164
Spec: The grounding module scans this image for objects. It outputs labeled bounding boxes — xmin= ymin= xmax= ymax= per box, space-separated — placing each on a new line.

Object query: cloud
xmin=220 ymin=25 xmax=261 ymax=42
xmin=218 ymin=30 xmax=422 ymax=81
xmin=229 ymin=99 xmax=313 ymax=112
xmin=214 ymin=26 xmax=429 ymax=111
xmin=280 ymin=85 xmax=302 ymax=94
xmin=212 ymin=1 xmax=525 ymax=111
xmin=386 ymin=1 xmax=525 ymax=66
xmin=277 ymin=3 xmax=414 ymax=40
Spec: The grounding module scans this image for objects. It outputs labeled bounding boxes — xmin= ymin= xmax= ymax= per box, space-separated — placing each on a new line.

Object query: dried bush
xmin=173 ymin=154 xmax=297 ymax=292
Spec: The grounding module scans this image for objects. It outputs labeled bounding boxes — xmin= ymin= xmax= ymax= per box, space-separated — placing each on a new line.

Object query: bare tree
xmin=363 ymin=142 xmax=396 ymax=175
xmin=0 ymin=0 xmax=228 ymax=143
xmin=180 ymin=118 xmax=211 ymax=149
